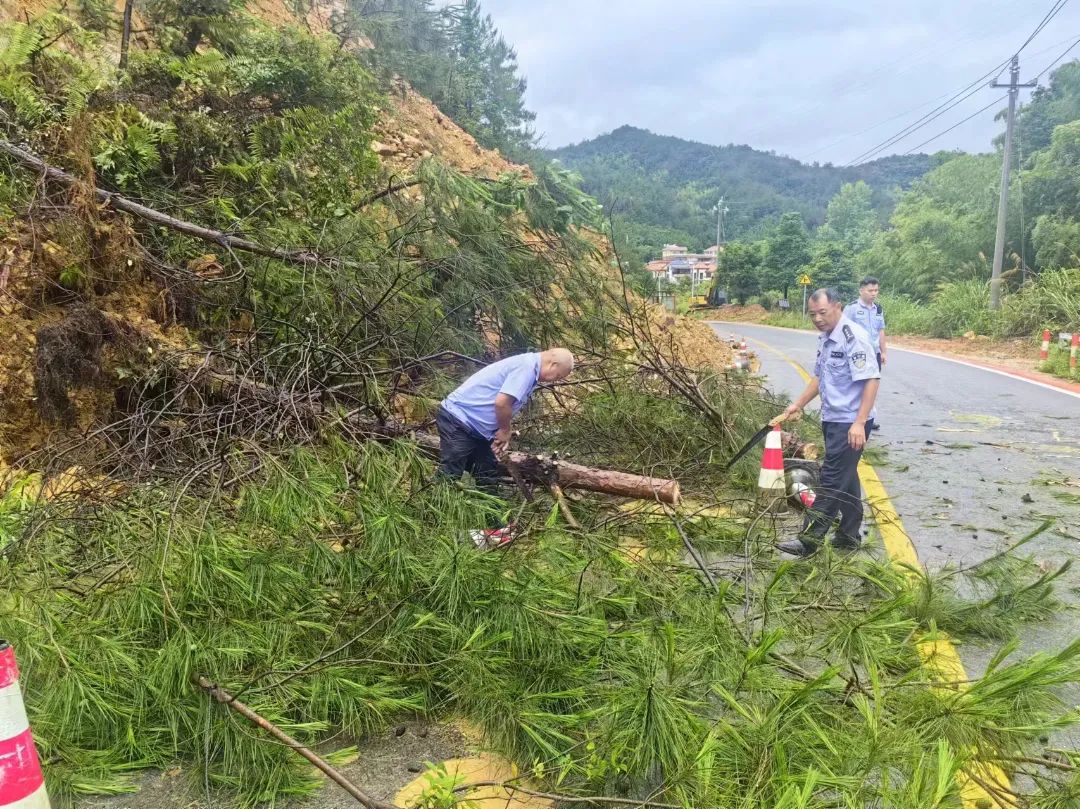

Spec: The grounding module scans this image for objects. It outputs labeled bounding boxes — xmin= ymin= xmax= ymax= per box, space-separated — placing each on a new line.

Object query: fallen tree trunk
xmin=401 ymin=427 xmax=681 ymax=504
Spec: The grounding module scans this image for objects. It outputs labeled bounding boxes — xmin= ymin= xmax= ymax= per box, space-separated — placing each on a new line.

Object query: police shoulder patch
xmin=851 ymin=351 xmax=866 ymax=370
xmin=842 ymin=324 xmax=855 ymax=342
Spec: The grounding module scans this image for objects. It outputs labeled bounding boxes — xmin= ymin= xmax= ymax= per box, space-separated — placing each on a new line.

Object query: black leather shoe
xmin=831 ymin=533 xmax=861 ymax=552
xmin=777 ymin=538 xmax=818 ymax=557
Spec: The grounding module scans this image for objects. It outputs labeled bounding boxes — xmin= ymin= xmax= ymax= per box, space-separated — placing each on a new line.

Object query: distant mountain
xmin=547 ymin=125 xmax=934 ymax=254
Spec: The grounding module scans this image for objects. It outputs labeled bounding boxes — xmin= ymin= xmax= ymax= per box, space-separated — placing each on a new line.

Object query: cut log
xmin=502 ymin=450 xmax=680 ymax=505
xmin=391 ymin=425 xmax=680 ymax=504
xmin=780 ymin=431 xmax=819 ymax=461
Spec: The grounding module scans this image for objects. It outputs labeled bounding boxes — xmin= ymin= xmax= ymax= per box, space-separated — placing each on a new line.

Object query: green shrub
xmin=999 ymin=268 xmax=1080 ymax=337
xmin=877 ymin=294 xmax=935 ymax=335
xmin=1040 ymin=342 xmax=1076 ymax=380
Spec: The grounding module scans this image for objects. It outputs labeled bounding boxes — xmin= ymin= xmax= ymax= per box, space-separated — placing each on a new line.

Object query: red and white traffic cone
xmin=1040 ymin=329 xmax=1051 ymax=362
xmin=1070 ymin=333 xmax=1078 ymax=375
xmin=757 ymin=425 xmax=787 ymax=513
xmin=0 ymin=642 xmax=51 ymax=809
xmin=739 ymin=337 xmax=748 ymax=350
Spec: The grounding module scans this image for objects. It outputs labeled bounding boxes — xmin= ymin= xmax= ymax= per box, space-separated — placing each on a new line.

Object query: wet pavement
xmin=709 ymin=321 xmax=1080 ymax=692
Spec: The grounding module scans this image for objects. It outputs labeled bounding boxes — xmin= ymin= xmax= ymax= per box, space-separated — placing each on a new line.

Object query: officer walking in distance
xmin=772 ymin=288 xmax=881 ymax=556
xmin=844 ymin=276 xmax=887 ymax=369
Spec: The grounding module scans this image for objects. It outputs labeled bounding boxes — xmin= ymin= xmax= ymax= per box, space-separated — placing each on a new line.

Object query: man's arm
xmin=878 ymin=329 xmax=887 ymax=365
xmin=847 ymin=378 xmax=879 ymax=449
xmin=492 ymin=393 xmax=516 ymax=453
xmin=771 ymin=377 xmax=820 ymax=424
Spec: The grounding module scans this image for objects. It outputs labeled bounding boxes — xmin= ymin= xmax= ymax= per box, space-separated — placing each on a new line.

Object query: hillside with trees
xmin=711 ymin=60 xmax=1080 ymax=349
xmin=548 ymin=125 xmax=934 ymax=257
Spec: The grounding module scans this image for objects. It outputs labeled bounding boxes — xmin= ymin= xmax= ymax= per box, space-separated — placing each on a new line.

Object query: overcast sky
xmin=468 ymin=0 xmax=1080 ymax=164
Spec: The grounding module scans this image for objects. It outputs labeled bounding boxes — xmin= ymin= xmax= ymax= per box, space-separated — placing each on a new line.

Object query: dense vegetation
xmin=548 ymin=125 xmax=934 ymax=256
xmin=348 ymin=0 xmax=537 ymax=160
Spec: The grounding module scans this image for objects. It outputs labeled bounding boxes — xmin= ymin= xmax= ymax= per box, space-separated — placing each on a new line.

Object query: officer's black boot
xmin=831 ymin=533 xmax=861 ymax=552
xmin=777 ymin=536 xmax=820 ymax=557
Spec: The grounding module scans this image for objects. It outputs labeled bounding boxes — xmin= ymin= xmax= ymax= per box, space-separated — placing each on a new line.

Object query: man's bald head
xmin=539 ymin=348 xmax=575 ymax=382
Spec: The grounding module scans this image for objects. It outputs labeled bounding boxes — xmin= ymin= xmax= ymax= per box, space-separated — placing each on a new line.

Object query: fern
xmin=0 ymin=23 xmax=44 ymax=70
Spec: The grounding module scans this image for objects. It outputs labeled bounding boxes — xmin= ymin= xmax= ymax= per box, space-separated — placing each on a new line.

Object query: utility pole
xmin=989 ymin=55 xmax=1036 ymax=310
xmin=715 ymin=196 xmax=724 ymax=250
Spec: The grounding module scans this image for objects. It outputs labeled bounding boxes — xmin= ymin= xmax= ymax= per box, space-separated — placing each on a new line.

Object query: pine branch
xmin=0 ymin=139 xmax=344 ymax=267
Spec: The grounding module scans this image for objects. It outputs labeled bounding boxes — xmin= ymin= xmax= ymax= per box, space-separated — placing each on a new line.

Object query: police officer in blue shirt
xmin=844 ymin=276 xmax=887 ymax=369
xmin=435 ymin=348 xmax=575 ymax=548
xmin=772 ymin=288 xmax=881 ymax=556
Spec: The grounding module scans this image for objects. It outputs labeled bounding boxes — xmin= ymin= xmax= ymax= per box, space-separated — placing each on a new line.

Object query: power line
xmin=801 ymin=33 xmax=1079 ymax=162
xmin=740 ymin=0 xmax=1023 ymax=149
xmin=902 ymin=95 xmax=1007 ymax=155
xmin=845 ymin=62 xmax=1010 ymax=165
xmin=1017 ymin=0 xmax=1070 ymax=54
xmin=1034 ymin=34 xmax=1080 ymax=78
xmin=844 ymin=0 xmax=1071 ymax=166
xmin=887 ymin=34 xmax=1080 ymax=159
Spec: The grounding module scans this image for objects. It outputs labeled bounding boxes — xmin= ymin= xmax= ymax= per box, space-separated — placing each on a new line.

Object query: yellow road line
xmin=744 ymin=335 xmax=1012 ymax=809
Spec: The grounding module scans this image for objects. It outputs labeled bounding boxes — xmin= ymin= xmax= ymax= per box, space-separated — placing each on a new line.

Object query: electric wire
xmin=901 ymin=94 xmax=1009 ymax=155
xmin=845 ymin=63 xmax=1009 ymax=165
xmin=845 ymin=0 xmax=1071 ymax=166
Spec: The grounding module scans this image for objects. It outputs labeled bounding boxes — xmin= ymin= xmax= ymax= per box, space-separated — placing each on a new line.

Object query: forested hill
xmin=548 ymin=125 xmax=934 ymax=254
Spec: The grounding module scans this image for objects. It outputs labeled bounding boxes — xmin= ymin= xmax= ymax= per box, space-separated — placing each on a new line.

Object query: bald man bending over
xmin=436 ymin=348 xmax=574 ymax=494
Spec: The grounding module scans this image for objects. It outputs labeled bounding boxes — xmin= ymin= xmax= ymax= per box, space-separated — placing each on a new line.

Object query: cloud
xmin=471 ymin=0 xmax=1080 ymax=163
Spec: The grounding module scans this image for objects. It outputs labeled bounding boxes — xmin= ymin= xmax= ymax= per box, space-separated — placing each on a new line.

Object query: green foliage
xmin=1001 ymin=268 xmax=1080 ymax=336
xmin=1013 ymin=61 xmax=1080 ymax=155
xmin=763 ymin=212 xmax=811 ymax=292
xmin=350 ymin=0 xmax=536 ymax=158
xmin=1025 ymin=120 xmax=1080 ymax=221
xmin=714 ymin=240 xmax=764 ymax=304
xmin=1031 ymin=214 xmax=1080 ymax=270
xmin=869 ymin=269 xmax=1080 ymax=339
xmin=0 ymin=15 xmax=104 ymax=129
xmin=805 ymin=240 xmax=856 ymax=299
xmin=143 ymin=0 xmax=246 ymax=56
xmin=818 ymin=180 xmax=878 ymax=255
xmin=1 ymin=436 xmax=1075 ymax=809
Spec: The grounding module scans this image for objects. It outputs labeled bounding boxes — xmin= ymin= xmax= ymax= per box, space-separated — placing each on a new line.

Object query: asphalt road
xmin=708 ymin=321 xmax=1080 ymax=684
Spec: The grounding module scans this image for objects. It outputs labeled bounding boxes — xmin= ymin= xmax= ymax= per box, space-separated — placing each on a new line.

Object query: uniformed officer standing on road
xmin=844 ymin=276 xmax=887 ymax=368
xmin=772 ymin=288 xmax=881 ymax=556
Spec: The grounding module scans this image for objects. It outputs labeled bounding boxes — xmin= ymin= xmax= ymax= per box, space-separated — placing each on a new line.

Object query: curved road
xmin=709 ymin=321 xmax=1080 ymax=686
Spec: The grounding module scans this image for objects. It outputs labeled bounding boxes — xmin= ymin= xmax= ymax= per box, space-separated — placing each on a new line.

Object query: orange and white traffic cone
xmin=1040 ymin=329 xmax=1051 ymax=362
xmin=1070 ymin=333 xmax=1078 ymax=375
xmin=0 ymin=642 xmax=50 ymax=809
xmin=757 ymin=425 xmax=787 ymax=513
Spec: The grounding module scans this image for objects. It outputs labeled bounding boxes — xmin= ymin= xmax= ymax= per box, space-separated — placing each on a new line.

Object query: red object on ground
xmin=1071 ymin=333 xmax=1078 ymax=373
xmin=0 ymin=642 xmax=51 ymax=808
xmin=1040 ymin=329 xmax=1051 ymax=361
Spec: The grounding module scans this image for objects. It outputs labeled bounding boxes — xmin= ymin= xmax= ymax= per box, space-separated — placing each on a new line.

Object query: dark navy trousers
xmin=435 ymin=406 xmax=499 ymax=492
xmin=803 ymin=419 xmax=874 ymax=545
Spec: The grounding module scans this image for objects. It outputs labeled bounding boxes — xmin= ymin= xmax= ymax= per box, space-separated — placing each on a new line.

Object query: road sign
xmin=797 ymin=274 xmax=812 ymax=286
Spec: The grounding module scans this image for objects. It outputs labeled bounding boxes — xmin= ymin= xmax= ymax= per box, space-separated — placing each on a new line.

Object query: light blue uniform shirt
xmin=843 ymin=300 xmax=886 ymax=350
xmin=814 ymin=315 xmax=880 ymax=423
xmin=441 ymin=353 xmax=541 ymax=439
